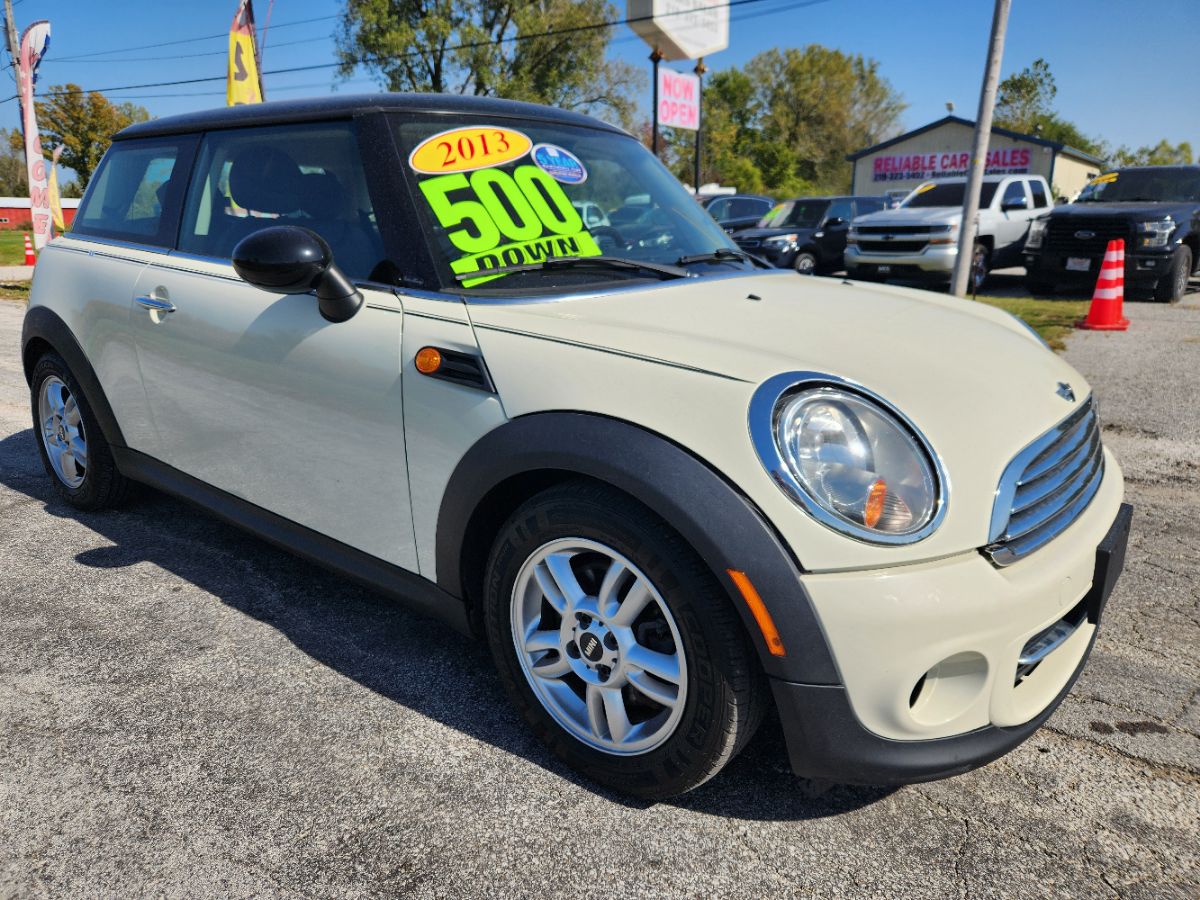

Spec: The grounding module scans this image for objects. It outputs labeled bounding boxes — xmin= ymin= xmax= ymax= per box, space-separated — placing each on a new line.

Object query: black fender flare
xmin=20 ymin=304 xmax=127 ymax=450
xmin=435 ymin=412 xmax=839 ymax=684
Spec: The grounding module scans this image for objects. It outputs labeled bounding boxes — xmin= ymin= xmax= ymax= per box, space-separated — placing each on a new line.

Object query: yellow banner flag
xmin=227 ymin=0 xmax=263 ymax=106
xmin=48 ymin=146 xmax=64 ymax=232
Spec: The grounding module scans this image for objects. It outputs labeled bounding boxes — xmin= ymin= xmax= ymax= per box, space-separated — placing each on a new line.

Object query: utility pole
xmin=950 ymin=0 xmax=1011 ymax=298
xmin=650 ymin=48 xmax=663 ymax=157
xmin=693 ymin=58 xmax=707 ymax=193
xmin=3 ymin=0 xmax=19 ymax=79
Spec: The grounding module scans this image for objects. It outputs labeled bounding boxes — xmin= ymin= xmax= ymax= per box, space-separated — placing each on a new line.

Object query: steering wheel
xmin=589 ymin=225 xmax=630 ymax=253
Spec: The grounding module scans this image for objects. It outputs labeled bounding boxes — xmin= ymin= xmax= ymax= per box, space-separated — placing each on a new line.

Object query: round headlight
xmin=750 ymin=374 xmax=946 ymax=544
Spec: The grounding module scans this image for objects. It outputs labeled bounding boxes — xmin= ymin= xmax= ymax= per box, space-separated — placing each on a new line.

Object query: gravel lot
xmin=1 ymin=291 xmax=1197 ymax=898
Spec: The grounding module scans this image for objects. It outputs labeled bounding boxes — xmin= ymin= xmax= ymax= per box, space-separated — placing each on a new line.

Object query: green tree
xmin=994 ymin=58 xmax=1056 ymax=134
xmin=0 ymin=128 xmax=27 ymax=196
xmin=17 ymin=86 xmax=150 ymax=190
xmin=1109 ymin=139 xmax=1194 ymax=167
xmin=336 ymin=0 xmax=642 ymax=126
xmin=668 ymin=45 xmax=904 ymax=195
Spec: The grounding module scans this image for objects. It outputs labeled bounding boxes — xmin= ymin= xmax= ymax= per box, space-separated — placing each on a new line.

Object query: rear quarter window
xmin=73 ymin=137 xmax=195 ymax=247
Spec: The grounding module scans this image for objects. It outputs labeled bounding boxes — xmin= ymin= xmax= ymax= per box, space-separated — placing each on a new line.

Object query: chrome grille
xmin=858 ymin=240 xmax=928 ymax=254
xmin=734 ymin=238 xmax=761 ymax=249
xmin=1044 ymin=217 xmax=1131 ymax=254
xmin=985 ymin=397 xmax=1104 ymax=566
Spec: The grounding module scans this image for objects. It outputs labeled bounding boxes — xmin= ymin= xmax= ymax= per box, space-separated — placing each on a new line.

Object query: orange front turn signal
xmin=727 ymin=569 xmax=786 ymax=657
xmin=864 ymin=479 xmax=888 ymax=529
xmin=415 ymin=346 xmax=443 ymax=374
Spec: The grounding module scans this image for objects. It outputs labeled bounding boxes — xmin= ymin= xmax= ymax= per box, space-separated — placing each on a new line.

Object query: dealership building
xmin=848 ymin=115 xmax=1104 ymax=202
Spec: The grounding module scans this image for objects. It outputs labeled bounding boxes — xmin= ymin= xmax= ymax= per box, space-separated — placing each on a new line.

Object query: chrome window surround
xmin=748 ymin=371 xmax=949 ymax=546
xmin=985 ymin=395 xmax=1104 ymax=567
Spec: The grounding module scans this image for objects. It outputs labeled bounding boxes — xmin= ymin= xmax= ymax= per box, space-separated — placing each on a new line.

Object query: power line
xmin=45 ymin=33 xmax=329 ymax=64
xmin=1 ymin=0 xmax=832 ymax=105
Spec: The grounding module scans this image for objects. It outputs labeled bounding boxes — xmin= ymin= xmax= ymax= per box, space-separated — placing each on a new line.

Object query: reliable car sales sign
xmin=628 ymin=0 xmax=730 ymax=60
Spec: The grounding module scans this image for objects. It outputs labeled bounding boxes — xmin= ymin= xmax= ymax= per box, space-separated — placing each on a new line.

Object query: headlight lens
xmin=1026 ymin=218 xmax=1048 ymax=249
xmin=764 ymin=233 xmax=799 ymax=245
xmin=1137 ymin=217 xmax=1174 ymax=248
xmin=758 ymin=382 xmax=943 ymax=542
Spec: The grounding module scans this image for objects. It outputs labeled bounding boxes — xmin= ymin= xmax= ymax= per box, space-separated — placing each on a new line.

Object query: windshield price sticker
xmin=419 ymin=163 xmax=602 ymax=286
xmin=409 ymin=126 xmax=533 ymax=175
xmin=1088 ymin=173 xmax=1118 ymax=186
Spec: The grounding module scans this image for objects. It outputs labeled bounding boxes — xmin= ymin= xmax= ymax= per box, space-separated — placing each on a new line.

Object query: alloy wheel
xmin=38 ymin=375 xmax=87 ymax=489
xmin=510 ymin=538 xmax=688 ymax=755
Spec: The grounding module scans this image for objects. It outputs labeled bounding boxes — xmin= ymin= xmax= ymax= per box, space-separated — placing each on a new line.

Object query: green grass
xmin=971 ymin=295 xmax=1091 ymax=351
xmin=0 ymin=230 xmax=30 ymax=266
xmin=0 ymin=281 xmax=30 ymax=303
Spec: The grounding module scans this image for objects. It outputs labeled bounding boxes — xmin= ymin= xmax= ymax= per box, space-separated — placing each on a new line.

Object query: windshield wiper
xmin=453 ymin=255 xmax=689 ymax=282
xmin=676 ymin=247 xmax=770 ymax=268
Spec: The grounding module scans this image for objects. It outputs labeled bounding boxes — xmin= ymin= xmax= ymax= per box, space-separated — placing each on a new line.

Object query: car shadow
xmin=0 ymin=427 xmax=894 ymax=821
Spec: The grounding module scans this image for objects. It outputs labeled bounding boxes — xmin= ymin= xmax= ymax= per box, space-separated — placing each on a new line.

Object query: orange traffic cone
xmin=22 ymin=232 xmax=35 ymax=266
xmin=1077 ymin=239 xmax=1129 ymax=331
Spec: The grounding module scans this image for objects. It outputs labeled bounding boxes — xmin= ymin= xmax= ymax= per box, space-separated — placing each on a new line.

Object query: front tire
xmin=794 ymin=250 xmax=818 ymax=275
xmin=970 ymin=242 xmax=991 ymax=293
xmin=483 ymin=481 xmax=765 ymax=799
xmin=30 ymin=352 xmax=130 ymax=510
xmin=1155 ymin=244 xmax=1192 ymax=303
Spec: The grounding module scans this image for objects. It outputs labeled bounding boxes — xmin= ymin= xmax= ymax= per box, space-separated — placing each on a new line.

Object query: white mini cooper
xmin=22 ymin=95 xmax=1131 ymax=798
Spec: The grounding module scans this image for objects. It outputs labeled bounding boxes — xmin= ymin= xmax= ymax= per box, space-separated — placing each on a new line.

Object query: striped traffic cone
xmin=22 ymin=233 xmax=35 ymax=266
xmin=1077 ymin=239 xmax=1129 ymax=331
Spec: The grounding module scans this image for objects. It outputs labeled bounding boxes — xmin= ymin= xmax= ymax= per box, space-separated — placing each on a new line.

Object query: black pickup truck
xmin=1024 ymin=165 xmax=1200 ymax=302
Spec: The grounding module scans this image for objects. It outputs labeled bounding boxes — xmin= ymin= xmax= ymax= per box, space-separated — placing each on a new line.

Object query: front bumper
xmin=845 ymin=243 xmax=957 ymax=277
xmin=772 ymin=472 xmax=1130 ymax=783
xmin=1025 ymin=249 xmax=1172 ymax=290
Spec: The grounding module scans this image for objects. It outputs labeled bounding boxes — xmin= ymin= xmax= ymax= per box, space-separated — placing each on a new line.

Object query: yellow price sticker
xmin=914 ymin=182 xmax=936 ymax=194
xmin=409 ymin=126 xmax=533 ymax=175
xmin=1088 ymin=173 xmax=1118 ymax=186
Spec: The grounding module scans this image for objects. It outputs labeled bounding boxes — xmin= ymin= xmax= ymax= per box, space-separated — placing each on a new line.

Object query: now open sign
xmin=658 ymin=67 xmax=700 ymax=131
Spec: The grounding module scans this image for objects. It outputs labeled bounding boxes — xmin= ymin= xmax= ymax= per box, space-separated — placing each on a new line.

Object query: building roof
xmin=846 ymin=115 xmax=1105 ymax=166
xmin=117 ymin=93 xmax=629 ymax=141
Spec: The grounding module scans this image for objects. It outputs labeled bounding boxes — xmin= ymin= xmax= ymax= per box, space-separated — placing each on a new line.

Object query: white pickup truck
xmin=845 ymin=174 xmax=1054 ymax=291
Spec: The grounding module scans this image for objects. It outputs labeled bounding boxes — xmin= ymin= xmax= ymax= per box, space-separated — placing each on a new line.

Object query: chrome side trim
xmin=58 ymin=232 xmax=172 ymax=256
xmin=747 ymin=371 xmax=949 ymax=546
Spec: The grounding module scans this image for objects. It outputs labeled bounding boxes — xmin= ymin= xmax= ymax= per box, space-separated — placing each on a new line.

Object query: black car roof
xmin=116 ymin=92 xmax=629 ymax=141
xmin=1102 ymin=165 xmax=1200 ymax=175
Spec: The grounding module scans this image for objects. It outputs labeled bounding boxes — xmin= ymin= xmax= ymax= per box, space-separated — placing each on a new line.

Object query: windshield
xmin=1076 ymin=168 xmax=1200 ymax=203
xmin=392 ymin=115 xmax=740 ymax=290
xmin=904 ymin=182 xmax=1000 ymax=209
xmin=758 ymin=200 xmax=828 ymax=229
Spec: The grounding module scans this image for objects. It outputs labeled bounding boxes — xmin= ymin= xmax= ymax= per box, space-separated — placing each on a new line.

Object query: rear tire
xmin=482 ymin=480 xmax=766 ymax=799
xmin=1155 ymin=244 xmax=1192 ymax=303
xmin=29 ymin=352 xmax=131 ymax=510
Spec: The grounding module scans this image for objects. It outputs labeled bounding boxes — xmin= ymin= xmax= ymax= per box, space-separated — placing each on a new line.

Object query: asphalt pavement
xmin=0 ymin=292 xmax=1197 ymax=898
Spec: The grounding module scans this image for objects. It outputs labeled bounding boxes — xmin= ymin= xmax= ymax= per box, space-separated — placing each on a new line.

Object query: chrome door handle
xmin=136 ymin=295 xmax=176 ymax=313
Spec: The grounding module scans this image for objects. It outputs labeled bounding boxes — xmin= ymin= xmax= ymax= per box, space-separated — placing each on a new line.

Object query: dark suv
xmin=1024 ymin=165 xmax=1200 ymax=302
xmin=700 ymin=193 xmax=775 ymax=233
xmin=731 ymin=195 xmax=886 ymax=274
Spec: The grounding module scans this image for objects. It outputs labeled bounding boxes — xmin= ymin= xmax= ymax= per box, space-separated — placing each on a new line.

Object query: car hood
xmin=468 ymin=271 xmax=1082 ymax=426
xmin=732 ymin=226 xmax=817 ymax=240
xmin=853 ymin=207 xmax=963 ymax=227
xmin=466 ymin=271 xmax=1094 ymax=567
xmin=1053 ymin=201 xmax=1192 ymax=220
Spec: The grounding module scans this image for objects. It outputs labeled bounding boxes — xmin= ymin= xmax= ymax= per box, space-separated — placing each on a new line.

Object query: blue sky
xmin=15 ymin=0 xmax=1198 ymax=154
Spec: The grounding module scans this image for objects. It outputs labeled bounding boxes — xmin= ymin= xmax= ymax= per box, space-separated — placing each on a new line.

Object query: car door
xmin=126 ymin=120 xmax=418 ymax=569
xmin=995 ymin=179 xmax=1032 ymax=261
xmin=48 ymin=135 xmax=197 ymax=452
xmin=817 ymin=199 xmax=854 ymax=265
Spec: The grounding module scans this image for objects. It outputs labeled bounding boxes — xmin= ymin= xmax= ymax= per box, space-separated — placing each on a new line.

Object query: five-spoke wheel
xmin=38 ymin=375 xmax=88 ymax=488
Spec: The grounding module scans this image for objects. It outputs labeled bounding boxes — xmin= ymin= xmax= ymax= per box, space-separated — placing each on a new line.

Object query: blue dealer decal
xmin=531 ymin=143 xmax=587 ymax=185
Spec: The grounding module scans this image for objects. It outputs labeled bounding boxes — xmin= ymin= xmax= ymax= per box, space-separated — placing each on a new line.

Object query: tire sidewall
xmin=482 ymin=487 xmax=742 ymax=796
xmin=794 ymin=251 xmax=818 ymax=275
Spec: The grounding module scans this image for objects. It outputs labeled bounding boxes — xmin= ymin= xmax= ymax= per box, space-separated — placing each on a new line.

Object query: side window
xmin=178 ymin=121 xmax=387 ymax=280
xmin=729 ymin=198 xmax=768 ymax=219
xmin=1001 ymin=180 xmax=1028 ymax=208
xmin=1030 ymin=180 xmax=1049 ymax=208
xmin=854 ymin=198 xmax=883 ymax=216
xmin=826 ymin=199 xmax=854 ymax=223
xmin=73 ymin=137 xmax=193 ymax=246
xmin=706 ymin=198 xmax=731 ymax=221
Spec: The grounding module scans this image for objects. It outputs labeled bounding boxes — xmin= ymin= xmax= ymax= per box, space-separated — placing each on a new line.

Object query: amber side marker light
xmin=727 ymin=569 xmax=786 ymax=657
xmin=864 ymin=478 xmax=888 ymax=529
xmin=415 ymin=346 xmax=443 ymax=374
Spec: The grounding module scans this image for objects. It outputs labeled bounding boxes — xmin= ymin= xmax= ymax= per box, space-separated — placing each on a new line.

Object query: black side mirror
xmin=1002 ymin=197 xmax=1029 ymax=212
xmin=825 ymin=217 xmax=847 ymax=228
xmin=232 ymin=225 xmax=363 ymax=323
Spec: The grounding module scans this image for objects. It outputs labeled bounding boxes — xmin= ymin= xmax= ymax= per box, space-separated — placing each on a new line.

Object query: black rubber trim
xmin=435 ymin=412 xmax=839 ymax=684
xmin=420 ymin=347 xmax=496 ymax=393
xmin=21 ymin=305 xmax=127 ymax=449
xmin=112 ymin=446 xmax=471 ymax=635
xmin=774 ymin=503 xmax=1132 ymax=783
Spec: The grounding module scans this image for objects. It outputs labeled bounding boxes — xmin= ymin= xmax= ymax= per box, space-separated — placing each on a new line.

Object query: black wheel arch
xmin=21 ymin=305 xmax=126 ymax=450
xmin=435 ymin=411 xmax=840 ymax=684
